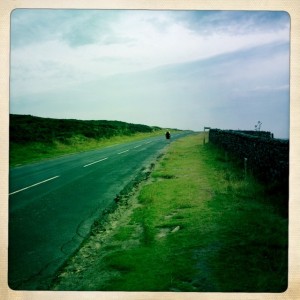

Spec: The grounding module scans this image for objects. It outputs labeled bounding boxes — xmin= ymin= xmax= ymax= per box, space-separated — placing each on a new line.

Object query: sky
xmin=10 ymin=10 xmax=290 ymax=138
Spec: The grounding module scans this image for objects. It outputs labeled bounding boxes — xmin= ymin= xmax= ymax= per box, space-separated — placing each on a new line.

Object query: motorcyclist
xmin=165 ymin=131 xmax=171 ymax=139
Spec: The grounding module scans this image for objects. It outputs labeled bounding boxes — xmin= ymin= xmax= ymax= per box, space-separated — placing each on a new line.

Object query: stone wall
xmin=208 ymin=129 xmax=289 ymax=185
xmin=233 ymin=130 xmax=274 ymax=139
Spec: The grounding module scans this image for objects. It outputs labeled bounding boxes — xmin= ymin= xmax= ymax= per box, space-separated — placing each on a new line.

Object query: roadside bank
xmin=51 ymin=133 xmax=288 ymax=292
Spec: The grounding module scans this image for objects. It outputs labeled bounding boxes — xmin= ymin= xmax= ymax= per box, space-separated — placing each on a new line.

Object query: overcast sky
xmin=10 ymin=10 xmax=290 ymax=138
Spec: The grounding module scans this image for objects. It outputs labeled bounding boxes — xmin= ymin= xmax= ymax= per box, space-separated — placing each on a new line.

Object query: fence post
xmin=203 ymin=126 xmax=211 ymax=145
xmin=244 ymin=157 xmax=248 ymax=179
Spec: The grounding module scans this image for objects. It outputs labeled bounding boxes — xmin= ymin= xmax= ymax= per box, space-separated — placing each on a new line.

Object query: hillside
xmin=10 ymin=114 xmax=160 ymax=144
xmin=9 ymin=114 xmax=164 ymax=166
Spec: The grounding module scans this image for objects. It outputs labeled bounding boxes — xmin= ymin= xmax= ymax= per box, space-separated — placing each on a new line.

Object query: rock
xmin=171 ymin=226 xmax=180 ymax=233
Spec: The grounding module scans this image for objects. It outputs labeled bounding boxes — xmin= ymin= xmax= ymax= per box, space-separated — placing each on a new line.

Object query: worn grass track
xmin=51 ymin=133 xmax=288 ymax=292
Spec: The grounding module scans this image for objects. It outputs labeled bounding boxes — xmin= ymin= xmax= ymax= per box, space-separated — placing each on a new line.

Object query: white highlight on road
xmin=9 ymin=175 xmax=60 ymax=195
xmin=134 ymin=145 xmax=142 ymax=149
xmin=118 ymin=150 xmax=129 ymax=155
xmin=83 ymin=157 xmax=108 ymax=168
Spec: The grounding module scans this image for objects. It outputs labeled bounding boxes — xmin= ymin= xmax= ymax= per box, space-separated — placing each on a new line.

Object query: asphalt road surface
xmin=8 ymin=131 xmax=191 ymax=290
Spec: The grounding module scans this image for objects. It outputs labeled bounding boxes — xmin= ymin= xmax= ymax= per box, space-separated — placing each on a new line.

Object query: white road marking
xmin=83 ymin=157 xmax=108 ymax=168
xmin=9 ymin=175 xmax=60 ymax=195
xmin=134 ymin=145 xmax=142 ymax=148
xmin=118 ymin=150 xmax=129 ymax=155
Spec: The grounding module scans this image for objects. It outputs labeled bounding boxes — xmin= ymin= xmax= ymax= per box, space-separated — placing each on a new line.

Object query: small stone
xmin=171 ymin=226 xmax=180 ymax=233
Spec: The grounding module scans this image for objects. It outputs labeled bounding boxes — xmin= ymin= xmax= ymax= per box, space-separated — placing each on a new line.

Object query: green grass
xmin=9 ymin=130 xmax=167 ymax=167
xmin=10 ymin=114 xmax=158 ymax=143
xmin=52 ymin=133 xmax=288 ymax=292
xmin=9 ymin=113 xmax=170 ymax=166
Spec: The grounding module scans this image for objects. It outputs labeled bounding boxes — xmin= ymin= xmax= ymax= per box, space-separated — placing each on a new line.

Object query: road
xmin=8 ymin=131 xmax=191 ymax=290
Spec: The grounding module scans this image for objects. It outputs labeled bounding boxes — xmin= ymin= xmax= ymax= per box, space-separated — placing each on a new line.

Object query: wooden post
xmin=244 ymin=157 xmax=248 ymax=179
xmin=203 ymin=126 xmax=211 ymax=144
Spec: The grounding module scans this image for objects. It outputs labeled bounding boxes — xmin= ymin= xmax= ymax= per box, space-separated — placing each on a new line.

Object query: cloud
xmin=10 ymin=10 xmax=290 ymax=138
xmin=10 ymin=40 xmax=289 ymax=136
xmin=180 ymin=11 xmax=290 ymax=35
xmin=10 ymin=10 xmax=289 ymax=97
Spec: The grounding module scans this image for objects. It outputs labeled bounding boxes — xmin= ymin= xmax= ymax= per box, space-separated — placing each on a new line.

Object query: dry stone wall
xmin=208 ymin=129 xmax=289 ymax=185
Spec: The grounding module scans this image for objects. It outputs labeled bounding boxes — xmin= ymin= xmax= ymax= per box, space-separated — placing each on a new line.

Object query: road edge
xmin=49 ymin=151 xmax=165 ymax=289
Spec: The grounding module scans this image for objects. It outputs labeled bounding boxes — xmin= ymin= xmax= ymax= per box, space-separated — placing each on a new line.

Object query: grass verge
xmin=51 ymin=133 xmax=288 ymax=292
xmin=10 ymin=130 xmax=167 ymax=167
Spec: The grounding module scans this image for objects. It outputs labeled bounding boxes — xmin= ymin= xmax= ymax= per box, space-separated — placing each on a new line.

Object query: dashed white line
xmin=83 ymin=157 xmax=108 ymax=168
xmin=134 ymin=145 xmax=142 ymax=149
xmin=118 ymin=149 xmax=129 ymax=155
xmin=9 ymin=175 xmax=60 ymax=195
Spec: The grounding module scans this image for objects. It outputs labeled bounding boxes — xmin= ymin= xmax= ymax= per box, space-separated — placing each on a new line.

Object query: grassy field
xmin=10 ymin=114 xmax=159 ymax=144
xmin=9 ymin=114 xmax=169 ymax=166
xmin=10 ymin=130 xmax=167 ymax=167
xmin=51 ymin=133 xmax=288 ymax=292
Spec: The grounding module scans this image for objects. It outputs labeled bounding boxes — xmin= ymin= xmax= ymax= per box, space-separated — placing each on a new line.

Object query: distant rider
xmin=165 ymin=131 xmax=171 ymax=139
